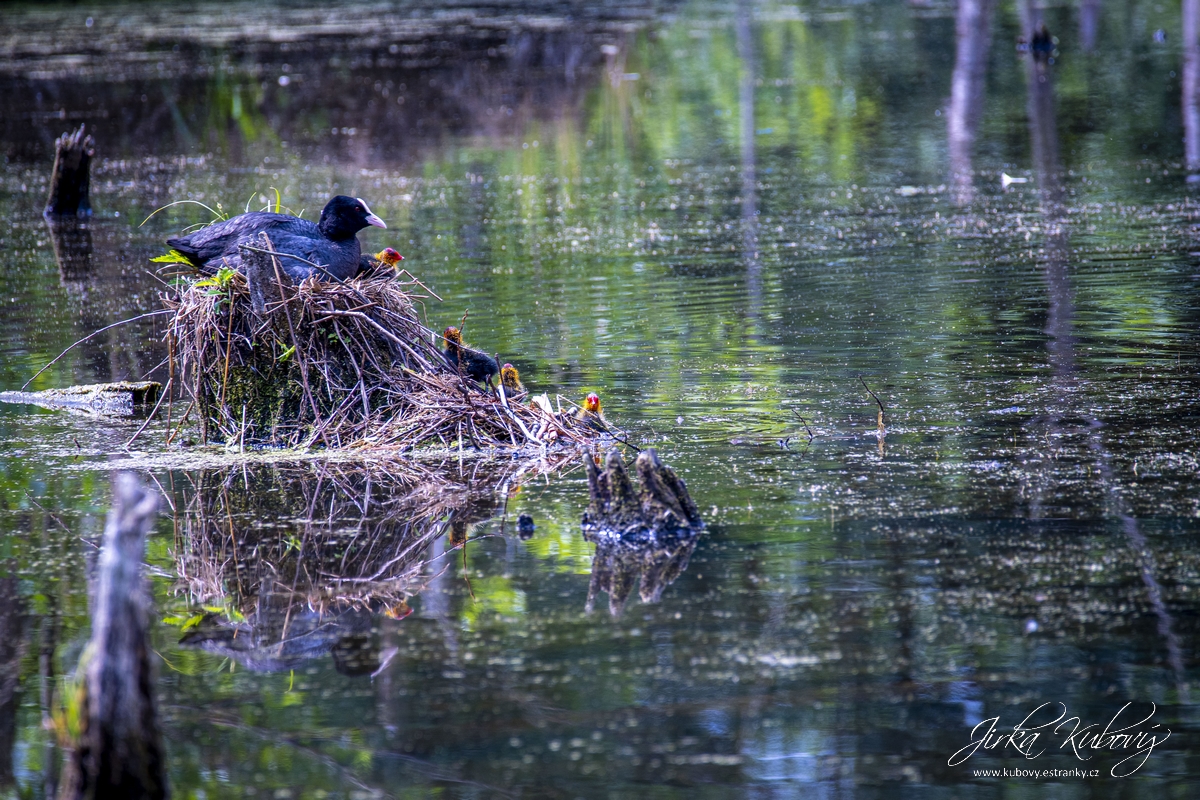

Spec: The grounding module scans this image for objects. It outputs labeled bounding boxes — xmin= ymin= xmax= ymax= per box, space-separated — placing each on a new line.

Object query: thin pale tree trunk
xmin=1184 ymin=0 xmax=1200 ymax=169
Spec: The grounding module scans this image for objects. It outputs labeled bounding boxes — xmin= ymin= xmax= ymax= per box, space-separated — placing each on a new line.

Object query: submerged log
xmin=582 ymin=448 xmax=703 ymax=615
xmin=44 ymin=125 xmax=95 ymax=218
xmin=59 ymin=473 xmax=166 ymax=800
xmin=0 ymin=381 xmax=161 ymax=417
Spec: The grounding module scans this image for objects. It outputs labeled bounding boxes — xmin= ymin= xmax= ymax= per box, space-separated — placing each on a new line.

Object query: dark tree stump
xmin=585 ymin=527 xmax=698 ymax=616
xmin=59 ymin=473 xmax=166 ymax=800
xmin=583 ymin=447 xmax=702 ymax=537
xmin=44 ymin=125 xmax=95 ymax=218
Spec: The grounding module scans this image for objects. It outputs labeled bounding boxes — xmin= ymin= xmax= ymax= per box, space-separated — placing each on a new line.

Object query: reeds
xmin=163 ymin=235 xmax=604 ymax=451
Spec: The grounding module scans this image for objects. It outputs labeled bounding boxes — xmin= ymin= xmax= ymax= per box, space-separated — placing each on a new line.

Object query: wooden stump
xmin=44 ymin=125 xmax=95 ymax=218
xmin=59 ymin=473 xmax=166 ymax=800
xmin=583 ymin=447 xmax=702 ymax=537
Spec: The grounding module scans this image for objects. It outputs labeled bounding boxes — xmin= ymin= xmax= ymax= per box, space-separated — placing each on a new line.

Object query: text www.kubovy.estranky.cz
xmin=972 ymin=768 xmax=1102 ymax=779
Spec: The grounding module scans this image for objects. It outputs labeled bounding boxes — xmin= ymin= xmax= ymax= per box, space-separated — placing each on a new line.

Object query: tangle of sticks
xmin=163 ymin=234 xmax=605 ymax=451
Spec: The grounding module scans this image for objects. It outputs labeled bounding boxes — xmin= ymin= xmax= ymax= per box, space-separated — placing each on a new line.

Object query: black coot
xmin=166 ymin=195 xmax=386 ymax=281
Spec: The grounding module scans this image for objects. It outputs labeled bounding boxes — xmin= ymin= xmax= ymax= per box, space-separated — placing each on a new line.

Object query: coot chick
xmin=500 ymin=363 xmax=526 ymax=398
xmin=442 ymin=326 xmax=499 ymax=388
xmin=574 ymin=392 xmax=608 ymax=431
xmin=167 ymin=195 xmax=386 ymax=282
xmin=357 ymin=247 xmax=405 ymax=277
xmin=376 ymin=247 xmax=405 ymax=269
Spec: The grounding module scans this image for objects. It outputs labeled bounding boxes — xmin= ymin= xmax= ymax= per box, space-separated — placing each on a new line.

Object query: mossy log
xmin=0 ymin=381 xmax=161 ymax=417
xmin=44 ymin=125 xmax=95 ymax=218
xmin=59 ymin=473 xmax=165 ymax=800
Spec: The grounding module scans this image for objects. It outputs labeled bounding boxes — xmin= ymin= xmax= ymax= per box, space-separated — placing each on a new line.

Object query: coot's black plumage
xmin=442 ymin=326 xmax=499 ymax=387
xmin=166 ymin=195 xmax=386 ymax=281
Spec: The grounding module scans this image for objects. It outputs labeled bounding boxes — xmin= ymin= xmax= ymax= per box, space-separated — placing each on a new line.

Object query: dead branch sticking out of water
xmin=164 ymin=234 xmax=603 ymax=452
xmin=791 ymin=409 xmax=817 ymax=442
xmin=21 ymin=311 xmax=174 ymax=392
xmin=59 ymin=473 xmax=165 ymax=800
xmin=859 ymin=377 xmax=887 ymax=435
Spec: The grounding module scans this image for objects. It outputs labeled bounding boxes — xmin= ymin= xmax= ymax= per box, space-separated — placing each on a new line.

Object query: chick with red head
xmin=574 ymin=391 xmax=608 ymax=431
xmin=375 ymin=247 xmax=405 ymax=268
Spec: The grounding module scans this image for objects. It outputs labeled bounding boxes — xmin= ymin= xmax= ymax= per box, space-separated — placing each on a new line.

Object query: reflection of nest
xmin=174 ymin=453 xmax=575 ymax=671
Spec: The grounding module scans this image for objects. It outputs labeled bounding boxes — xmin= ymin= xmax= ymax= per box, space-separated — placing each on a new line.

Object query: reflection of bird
xmin=517 ymin=513 xmax=536 ymax=540
xmin=442 ymin=326 xmax=499 ymax=387
xmin=500 ymin=363 xmax=525 ymax=397
xmin=382 ymin=600 xmax=412 ymax=620
xmin=1030 ymin=23 xmax=1055 ymax=62
xmin=167 ymin=195 xmax=386 ymax=281
xmin=575 ymin=392 xmax=608 ymax=431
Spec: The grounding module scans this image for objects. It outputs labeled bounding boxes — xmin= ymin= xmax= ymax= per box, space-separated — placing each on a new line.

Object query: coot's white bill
xmin=359 ymin=198 xmax=387 ymax=229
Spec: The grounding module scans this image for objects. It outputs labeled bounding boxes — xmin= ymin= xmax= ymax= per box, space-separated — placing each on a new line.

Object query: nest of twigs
xmin=163 ymin=234 xmax=608 ymax=451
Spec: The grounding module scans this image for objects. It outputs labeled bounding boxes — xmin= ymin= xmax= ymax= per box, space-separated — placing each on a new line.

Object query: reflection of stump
xmin=46 ymin=217 xmax=95 ymax=283
xmin=59 ymin=473 xmax=166 ymax=800
xmin=582 ymin=448 xmax=703 ymax=615
xmin=585 ymin=527 xmax=698 ymax=616
xmin=44 ymin=125 xmax=94 ymax=218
